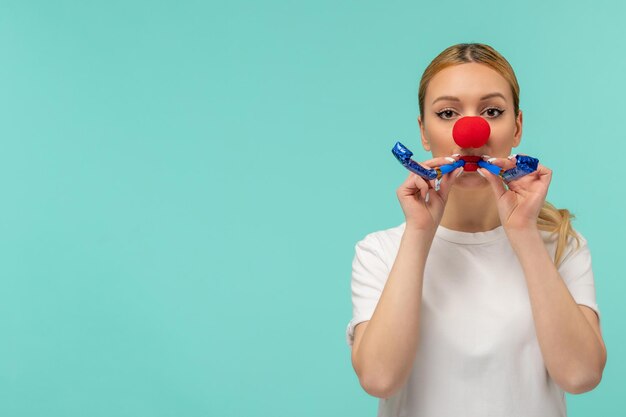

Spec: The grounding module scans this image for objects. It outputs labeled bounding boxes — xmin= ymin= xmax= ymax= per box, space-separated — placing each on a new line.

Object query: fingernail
xmin=481 ymin=154 xmax=491 ymax=159
xmin=425 ymin=191 xmax=430 ymax=203
xmin=507 ymin=154 xmax=518 ymax=160
xmin=477 ymin=169 xmax=486 ymax=178
xmin=444 ymin=157 xmax=455 ymax=162
xmin=451 ymin=153 xmax=461 ymax=158
xmin=455 ymin=167 xmax=464 ymax=177
xmin=487 ymin=157 xmax=497 ymax=163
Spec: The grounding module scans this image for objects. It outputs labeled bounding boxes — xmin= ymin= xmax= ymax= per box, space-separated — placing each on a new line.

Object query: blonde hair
xmin=418 ymin=43 xmax=580 ymax=267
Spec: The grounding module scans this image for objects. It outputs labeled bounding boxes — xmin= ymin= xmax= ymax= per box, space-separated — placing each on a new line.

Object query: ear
xmin=418 ymin=115 xmax=431 ymax=151
xmin=512 ymin=109 xmax=522 ymax=148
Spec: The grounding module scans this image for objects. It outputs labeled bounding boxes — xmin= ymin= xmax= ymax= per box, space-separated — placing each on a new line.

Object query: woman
xmin=346 ymin=43 xmax=607 ymax=416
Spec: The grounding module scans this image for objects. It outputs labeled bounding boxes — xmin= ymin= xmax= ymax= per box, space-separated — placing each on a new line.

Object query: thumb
xmin=436 ymin=166 xmax=463 ymax=203
xmin=478 ymin=167 xmax=507 ymax=199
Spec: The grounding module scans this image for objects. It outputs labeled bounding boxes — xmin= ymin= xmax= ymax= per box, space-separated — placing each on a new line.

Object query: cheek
xmin=488 ymin=123 xmax=517 ymax=145
xmin=427 ymin=124 xmax=454 ymax=145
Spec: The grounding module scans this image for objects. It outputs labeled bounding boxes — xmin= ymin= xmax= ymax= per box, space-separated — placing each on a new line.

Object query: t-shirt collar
xmin=436 ymin=224 xmax=507 ymax=244
xmin=400 ymin=222 xmax=507 ymax=244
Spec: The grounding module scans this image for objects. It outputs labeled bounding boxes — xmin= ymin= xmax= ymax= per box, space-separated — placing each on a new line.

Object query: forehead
xmin=426 ymin=63 xmax=511 ymax=103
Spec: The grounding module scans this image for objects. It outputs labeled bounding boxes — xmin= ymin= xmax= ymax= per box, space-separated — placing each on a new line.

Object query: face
xmin=417 ymin=62 xmax=523 ymax=185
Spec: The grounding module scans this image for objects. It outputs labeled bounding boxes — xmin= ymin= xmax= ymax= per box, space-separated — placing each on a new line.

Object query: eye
xmin=484 ymin=107 xmax=505 ymax=118
xmin=435 ymin=107 xmax=505 ymax=120
xmin=435 ymin=109 xmax=456 ymax=120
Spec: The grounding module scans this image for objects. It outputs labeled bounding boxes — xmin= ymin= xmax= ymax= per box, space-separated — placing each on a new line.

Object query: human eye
xmin=483 ymin=107 xmax=505 ymax=118
xmin=435 ymin=108 xmax=457 ymax=120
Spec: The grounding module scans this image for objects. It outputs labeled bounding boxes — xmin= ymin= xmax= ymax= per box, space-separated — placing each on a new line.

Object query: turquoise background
xmin=0 ymin=0 xmax=623 ymax=416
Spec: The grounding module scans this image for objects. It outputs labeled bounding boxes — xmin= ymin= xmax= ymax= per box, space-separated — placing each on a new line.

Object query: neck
xmin=439 ymin=183 xmax=502 ymax=233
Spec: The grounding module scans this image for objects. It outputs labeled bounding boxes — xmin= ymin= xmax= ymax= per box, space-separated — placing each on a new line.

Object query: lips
xmin=459 ymin=155 xmax=481 ymax=172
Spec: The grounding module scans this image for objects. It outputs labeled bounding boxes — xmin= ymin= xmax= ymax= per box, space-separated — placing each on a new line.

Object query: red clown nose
xmin=452 ymin=116 xmax=490 ymax=148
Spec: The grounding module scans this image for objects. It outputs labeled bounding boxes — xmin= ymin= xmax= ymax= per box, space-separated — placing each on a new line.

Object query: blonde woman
xmin=346 ymin=43 xmax=606 ymax=416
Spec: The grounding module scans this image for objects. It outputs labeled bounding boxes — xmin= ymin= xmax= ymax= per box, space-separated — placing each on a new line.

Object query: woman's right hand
xmin=396 ymin=155 xmax=462 ymax=233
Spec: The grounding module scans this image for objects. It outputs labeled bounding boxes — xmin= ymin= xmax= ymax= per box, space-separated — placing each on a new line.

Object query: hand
xmin=477 ymin=154 xmax=552 ymax=231
xmin=396 ymin=155 xmax=462 ymax=233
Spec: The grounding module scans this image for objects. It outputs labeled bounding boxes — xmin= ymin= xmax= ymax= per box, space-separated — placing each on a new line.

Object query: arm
xmin=507 ymin=227 xmax=607 ymax=394
xmin=476 ymin=157 xmax=606 ymax=393
xmin=352 ymin=227 xmax=434 ymax=399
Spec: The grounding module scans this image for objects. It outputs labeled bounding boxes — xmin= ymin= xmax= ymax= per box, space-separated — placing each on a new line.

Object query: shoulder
xmin=539 ymin=226 xmax=590 ymax=266
xmin=354 ymin=222 xmax=405 ymax=263
xmin=539 ymin=225 xmax=587 ymax=246
xmin=355 ymin=222 xmax=405 ymax=248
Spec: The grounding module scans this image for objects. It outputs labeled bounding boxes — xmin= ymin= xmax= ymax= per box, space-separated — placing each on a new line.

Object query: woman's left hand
xmin=477 ymin=154 xmax=552 ymax=231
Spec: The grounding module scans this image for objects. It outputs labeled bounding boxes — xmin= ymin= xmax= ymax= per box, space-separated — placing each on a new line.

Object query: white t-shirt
xmin=346 ymin=222 xmax=601 ymax=417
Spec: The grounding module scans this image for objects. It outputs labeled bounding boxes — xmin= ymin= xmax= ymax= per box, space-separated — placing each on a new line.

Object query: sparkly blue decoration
xmin=477 ymin=156 xmax=539 ymax=180
xmin=392 ymin=141 xmax=439 ymax=180
xmin=392 ymin=141 xmax=463 ymax=181
xmin=392 ymin=141 xmax=539 ymax=183
xmin=500 ymin=155 xmax=540 ymax=182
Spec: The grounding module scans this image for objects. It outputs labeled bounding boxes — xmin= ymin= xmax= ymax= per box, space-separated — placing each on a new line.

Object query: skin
xmin=396 ymin=62 xmax=606 ymax=393
xmin=355 ymin=62 xmax=606 ymax=398
xmin=417 ymin=62 xmax=523 ymax=232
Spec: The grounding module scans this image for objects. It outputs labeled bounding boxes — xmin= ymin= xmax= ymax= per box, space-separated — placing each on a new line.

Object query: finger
xmin=535 ymin=163 xmax=552 ymax=177
xmin=419 ymin=154 xmax=462 ymax=192
xmin=419 ymin=154 xmax=462 ymax=169
xmin=434 ymin=165 xmax=463 ymax=203
xmin=399 ymin=172 xmax=429 ymax=201
xmin=480 ymin=154 xmax=517 ymax=171
xmin=477 ymin=167 xmax=507 ymax=199
xmin=506 ymin=163 xmax=551 ymax=196
xmin=413 ymin=173 xmax=430 ymax=201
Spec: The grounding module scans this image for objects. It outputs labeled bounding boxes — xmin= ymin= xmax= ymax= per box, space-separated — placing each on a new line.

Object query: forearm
xmin=507 ymin=227 xmax=605 ymax=392
xmin=355 ymin=227 xmax=433 ymax=398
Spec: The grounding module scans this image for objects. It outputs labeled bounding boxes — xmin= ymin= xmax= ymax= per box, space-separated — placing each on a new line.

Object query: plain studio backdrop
xmin=0 ymin=0 xmax=623 ymax=416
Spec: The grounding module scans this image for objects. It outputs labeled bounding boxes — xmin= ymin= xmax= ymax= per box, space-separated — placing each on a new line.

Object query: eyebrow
xmin=432 ymin=92 xmax=507 ymax=105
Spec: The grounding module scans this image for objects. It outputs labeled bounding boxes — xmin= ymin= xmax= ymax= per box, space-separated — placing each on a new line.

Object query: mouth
xmin=459 ymin=155 xmax=482 ymax=172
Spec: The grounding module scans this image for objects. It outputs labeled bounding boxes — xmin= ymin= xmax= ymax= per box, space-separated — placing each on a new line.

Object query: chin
xmin=454 ymin=172 xmax=489 ymax=186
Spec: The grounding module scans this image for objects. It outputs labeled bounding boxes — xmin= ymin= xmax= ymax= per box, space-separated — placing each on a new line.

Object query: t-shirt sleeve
xmin=346 ymin=233 xmax=389 ymax=349
xmin=557 ymin=232 xmax=602 ymax=330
